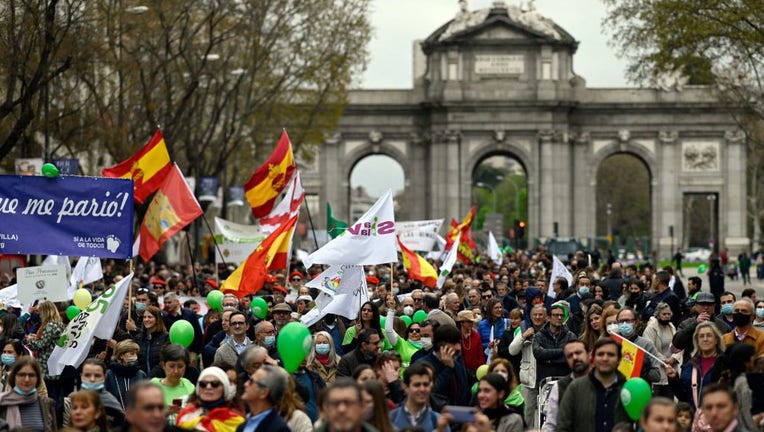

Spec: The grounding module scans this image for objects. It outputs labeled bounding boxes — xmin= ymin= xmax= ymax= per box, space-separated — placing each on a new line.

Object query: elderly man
xmin=162 ymin=293 xmax=203 ymax=359
xmin=254 ymin=320 xmax=280 ymax=360
xmin=444 ymin=292 xmax=461 ymax=321
xmin=270 ymin=303 xmax=292 ymax=332
xmin=672 ymin=292 xmax=730 ymax=359
xmin=237 ymin=365 xmax=290 ymax=432
xmin=509 ymin=303 xmax=546 ymax=427
xmin=722 ymin=298 xmax=764 ymax=356
xmin=123 ymin=382 xmax=173 ymax=432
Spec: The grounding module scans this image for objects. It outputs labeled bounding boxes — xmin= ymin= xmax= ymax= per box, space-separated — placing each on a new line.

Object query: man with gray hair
xmin=222 ymin=293 xmax=240 ymax=310
xmin=238 ymin=365 xmax=290 ymax=432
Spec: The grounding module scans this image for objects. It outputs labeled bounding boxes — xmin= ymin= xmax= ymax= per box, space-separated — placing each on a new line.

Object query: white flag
xmin=426 ymin=235 xmax=447 ymax=261
xmin=41 ymin=255 xmax=71 ymax=278
xmin=303 ymin=190 xmax=398 ymax=268
xmin=436 ymin=232 xmax=461 ymax=289
xmin=48 ymin=273 xmax=133 ymax=376
xmin=69 ymin=257 xmax=104 ymax=297
xmin=396 ymin=219 xmax=444 ymax=251
xmin=301 ymin=265 xmax=368 ymax=326
xmin=487 ymin=232 xmax=502 ymax=266
xmin=547 ymin=255 xmax=573 ymax=297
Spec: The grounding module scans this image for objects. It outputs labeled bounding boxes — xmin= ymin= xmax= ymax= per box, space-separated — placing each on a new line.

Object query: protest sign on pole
xmin=0 ymin=175 xmax=134 ymax=258
xmin=17 ymin=265 xmax=70 ymax=304
xmin=396 ymin=219 xmax=444 ymax=252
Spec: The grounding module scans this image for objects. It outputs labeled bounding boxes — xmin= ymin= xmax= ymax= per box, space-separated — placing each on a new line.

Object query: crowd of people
xmin=0 ymin=246 xmax=762 ymax=432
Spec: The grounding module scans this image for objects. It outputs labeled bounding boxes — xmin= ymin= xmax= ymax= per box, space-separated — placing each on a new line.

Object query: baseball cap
xmin=695 ymin=292 xmax=716 ymax=304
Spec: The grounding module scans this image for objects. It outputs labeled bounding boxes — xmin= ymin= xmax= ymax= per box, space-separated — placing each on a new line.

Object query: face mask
xmin=732 ymin=313 xmax=751 ymax=327
xmin=264 ymin=335 xmax=276 ymax=348
xmin=135 ymin=302 xmax=147 ymax=312
xmin=420 ymin=337 xmax=433 ymax=350
xmin=124 ymin=356 xmax=138 ymax=366
xmin=392 ymin=288 xmax=399 ymax=295
xmin=315 ymin=343 xmax=330 ymax=355
xmin=578 ymin=286 xmax=590 ymax=296
xmin=757 ymin=308 xmax=764 ymax=318
xmin=13 ymin=386 xmax=36 ymax=397
xmin=721 ymin=304 xmax=733 ymax=315
xmin=403 ymin=306 xmax=414 ymax=316
xmin=81 ymin=381 xmax=105 ymax=391
xmin=496 ymin=371 xmax=509 ymax=380
xmin=0 ymin=354 xmax=14 ymax=366
xmin=606 ymin=323 xmax=619 ymax=334
xmin=618 ymin=322 xmax=634 ymax=336
xmin=408 ymin=340 xmax=422 ymax=349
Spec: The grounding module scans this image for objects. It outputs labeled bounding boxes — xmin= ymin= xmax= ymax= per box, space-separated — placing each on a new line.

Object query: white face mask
xmin=606 ymin=323 xmax=619 ymax=334
xmin=419 ymin=337 xmax=433 ymax=350
xmin=403 ymin=306 xmax=414 ymax=316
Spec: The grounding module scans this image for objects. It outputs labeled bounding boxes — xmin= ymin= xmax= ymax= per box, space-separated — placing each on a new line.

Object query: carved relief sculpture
xmin=682 ymin=142 xmax=719 ymax=171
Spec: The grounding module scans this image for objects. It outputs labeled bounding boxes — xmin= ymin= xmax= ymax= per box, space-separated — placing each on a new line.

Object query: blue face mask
xmin=757 ymin=308 xmax=764 ymax=318
xmin=315 ymin=343 xmax=330 ymax=355
xmin=13 ymin=386 xmax=36 ymax=397
xmin=264 ymin=335 xmax=276 ymax=348
xmin=618 ymin=322 xmax=634 ymax=336
xmin=135 ymin=302 xmax=147 ymax=312
xmin=1 ymin=354 xmax=15 ymax=366
xmin=721 ymin=304 xmax=734 ymax=315
xmin=578 ymin=286 xmax=590 ymax=296
xmin=81 ymin=381 xmax=105 ymax=391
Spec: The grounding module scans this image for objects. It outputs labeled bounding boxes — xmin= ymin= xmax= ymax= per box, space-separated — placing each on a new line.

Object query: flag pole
xmin=186 ymin=232 xmax=200 ymax=293
xmin=127 ymin=259 xmax=133 ymax=318
xmin=304 ymin=198 xmax=320 ymax=251
xmin=200 ymin=214 xmax=229 ymax=274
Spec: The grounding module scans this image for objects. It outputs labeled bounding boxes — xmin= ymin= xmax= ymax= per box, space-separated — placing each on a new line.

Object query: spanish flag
xmin=398 ymin=236 xmax=438 ymax=288
xmin=610 ymin=332 xmax=645 ymax=379
xmin=445 ymin=206 xmax=476 ymax=264
xmin=244 ymin=130 xmax=296 ymax=218
xmin=102 ymin=130 xmax=173 ymax=203
xmin=221 ymin=215 xmax=297 ymax=298
xmin=138 ymin=164 xmax=203 ymax=262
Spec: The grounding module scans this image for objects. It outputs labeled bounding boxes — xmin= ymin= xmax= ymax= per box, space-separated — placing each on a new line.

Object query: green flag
xmin=327 ymin=202 xmax=348 ymax=239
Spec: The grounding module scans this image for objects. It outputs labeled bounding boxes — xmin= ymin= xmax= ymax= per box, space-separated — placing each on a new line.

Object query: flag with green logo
xmin=327 ymin=202 xmax=348 ymax=239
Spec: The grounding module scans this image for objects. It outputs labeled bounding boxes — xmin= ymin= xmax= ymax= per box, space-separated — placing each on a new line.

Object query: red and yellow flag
xmin=397 ymin=236 xmax=438 ymax=288
xmin=102 ymin=130 xmax=172 ymax=203
xmin=138 ymin=164 xmax=203 ymax=262
xmin=610 ymin=333 xmax=645 ymax=379
xmin=221 ymin=215 xmax=297 ymax=298
xmin=445 ymin=206 xmax=476 ymax=263
xmin=244 ymin=130 xmax=296 ymax=218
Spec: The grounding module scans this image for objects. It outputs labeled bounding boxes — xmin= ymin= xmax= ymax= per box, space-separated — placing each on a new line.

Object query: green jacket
xmin=557 ymin=371 xmax=631 ymax=432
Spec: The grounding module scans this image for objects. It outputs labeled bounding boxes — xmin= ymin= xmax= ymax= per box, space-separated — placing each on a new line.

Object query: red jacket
xmin=461 ymin=328 xmax=486 ymax=372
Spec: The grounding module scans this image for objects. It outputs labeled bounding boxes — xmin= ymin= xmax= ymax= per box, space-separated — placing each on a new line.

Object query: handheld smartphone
xmin=172 ymin=398 xmax=183 ymax=407
xmin=444 ymin=405 xmax=477 ymax=424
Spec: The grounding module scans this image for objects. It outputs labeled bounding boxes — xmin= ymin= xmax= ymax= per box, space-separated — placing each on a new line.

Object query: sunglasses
xmin=482 ymin=295 xmax=492 ymax=299
xmin=409 ymin=328 xmax=421 ymax=333
xmin=199 ymin=381 xmax=222 ymax=389
xmin=291 ymin=278 xmax=301 ymax=282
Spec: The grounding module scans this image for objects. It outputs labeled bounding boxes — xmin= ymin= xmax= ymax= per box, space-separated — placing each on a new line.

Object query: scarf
xmin=0 ymin=391 xmax=39 ymax=427
xmin=316 ymin=353 xmax=331 ymax=366
xmin=177 ymin=405 xmax=244 ymax=432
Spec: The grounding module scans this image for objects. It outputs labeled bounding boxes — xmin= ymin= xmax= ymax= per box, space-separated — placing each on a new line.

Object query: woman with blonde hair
xmin=69 ymin=389 xmax=109 ymax=432
xmin=487 ymin=358 xmax=525 ymax=413
xmin=105 ymin=339 xmax=147 ymax=408
xmin=307 ymin=331 xmax=341 ymax=384
xmin=26 ymin=301 xmax=65 ymax=404
xmin=275 ymin=376 xmax=312 ymax=432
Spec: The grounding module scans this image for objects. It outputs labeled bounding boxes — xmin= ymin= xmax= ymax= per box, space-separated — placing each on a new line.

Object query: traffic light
xmin=517 ymin=220 xmax=526 ymax=239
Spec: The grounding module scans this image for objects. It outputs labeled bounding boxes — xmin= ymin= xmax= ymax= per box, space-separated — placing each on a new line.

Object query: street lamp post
xmin=475 ymin=182 xmax=497 ymax=212
xmin=606 ymin=202 xmax=612 ymax=244
xmin=707 ymin=194 xmax=716 ymax=251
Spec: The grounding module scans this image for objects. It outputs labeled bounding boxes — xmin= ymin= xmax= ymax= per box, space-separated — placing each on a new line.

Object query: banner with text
xmin=0 ymin=175 xmax=134 ymax=258
xmin=214 ymin=217 xmax=271 ymax=265
xmin=396 ymin=219 xmax=444 ymax=252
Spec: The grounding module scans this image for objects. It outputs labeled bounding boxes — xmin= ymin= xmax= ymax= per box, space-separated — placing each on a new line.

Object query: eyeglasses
xmin=247 ymin=377 xmax=267 ymax=388
xmin=230 ymin=321 xmax=246 ymax=326
xmin=199 ymin=381 xmax=222 ymax=389
xmin=409 ymin=328 xmax=421 ymax=333
xmin=15 ymin=373 xmax=36 ymax=379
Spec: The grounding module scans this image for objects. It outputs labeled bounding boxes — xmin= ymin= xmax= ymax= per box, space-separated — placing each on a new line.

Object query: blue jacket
xmin=478 ymin=318 xmax=510 ymax=349
xmin=670 ymin=354 xmax=722 ymax=410
xmin=390 ymin=403 xmax=450 ymax=432
xmin=418 ymin=351 xmax=470 ymax=406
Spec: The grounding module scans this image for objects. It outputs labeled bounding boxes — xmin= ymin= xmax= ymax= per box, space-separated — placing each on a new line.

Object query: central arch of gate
xmin=316 ymin=2 xmax=749 ymax=256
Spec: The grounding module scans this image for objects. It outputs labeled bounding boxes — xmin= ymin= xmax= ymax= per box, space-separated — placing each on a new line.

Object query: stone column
xmin=320 ymin=132 xmax=344 ymax=223
xmin=723 ymin=129 xmax=749 ymax=255
xmin=538 ymin=130 xmax=571 ymax=237
xmin=570 ymin=132 xmax=591 ymax=239
xmin=656 ymin=130 xmax=679 ymax=259
xmin=408 ymin=132 xmax=430 ymax=221
xmin=429 ymin=130 xmax=462 ymax=221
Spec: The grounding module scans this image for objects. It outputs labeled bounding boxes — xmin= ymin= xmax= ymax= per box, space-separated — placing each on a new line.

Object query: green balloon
xmin=66 ymin=305 xmax=81 ymax=320
xmin=401 ymin=315 xmax=412 ymax=327
xmin=471 ymin=382 xmax=478 ymax=395
xmin=250 ymin=297 xmax=268 ymax=319
xmin=169 ymin=320 xmax=195 ymax=348
xmin=380 ymin=316 xmax=386 ymax=329
xmin=277 ymin=322 xmax=312 ymax=373
xmin=412 ymin=310 xmax=427 ymax=324
xmin=697 ymin=264 xmax=708 ymax=274
xmin=207 ymin=290 xmax=224 ymax=312
xmin=41 ymin=163 xmax=59 ymax=178
xmin=621 ymin=377 xmax=651 ymax=421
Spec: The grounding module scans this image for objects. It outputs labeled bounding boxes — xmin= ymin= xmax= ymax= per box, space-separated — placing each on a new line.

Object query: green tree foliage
xmin=603 ymin=0 xmax=764 ymax=244
xmin=596 ymin=154 xmax=651 ymax=238
xmin=0 ymin=0 xmax=372 ymax=183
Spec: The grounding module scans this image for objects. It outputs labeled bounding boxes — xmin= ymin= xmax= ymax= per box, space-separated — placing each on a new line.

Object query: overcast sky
xmin=352 ymin=0 xmax=630 ymax=197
